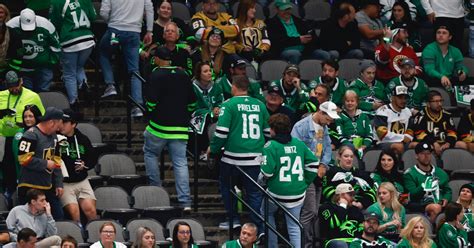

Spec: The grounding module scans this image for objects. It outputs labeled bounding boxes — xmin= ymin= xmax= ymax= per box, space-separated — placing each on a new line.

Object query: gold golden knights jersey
xmin=374 ymin=104 xmax=413 ymax=143
xmin=235 ymin=19 xmax=270 ymax=53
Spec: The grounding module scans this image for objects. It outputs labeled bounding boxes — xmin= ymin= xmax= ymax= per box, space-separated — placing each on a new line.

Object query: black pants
xmin=434 ymin=17 xmax=465 ymax=52
xmin=1 ymin=137 xmax=17 ymax=194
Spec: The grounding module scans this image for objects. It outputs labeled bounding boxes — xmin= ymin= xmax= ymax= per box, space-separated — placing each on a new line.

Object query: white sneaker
xmin=101 ymin=85 xmax=117 ymax=98
xmin=218 ymin=220 xmax=241 ymax=230
xmin=131 ymin=107 xmax=143 ymax=117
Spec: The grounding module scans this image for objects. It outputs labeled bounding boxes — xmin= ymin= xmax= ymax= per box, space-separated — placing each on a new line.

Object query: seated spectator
xmin=269 ymin=64 xmax=308 ymax=112
xmin=457 ymin=99 xmax=474 ymax=153
xmin=457 ymin=183 xmax=474 ymax=244
xmin=386 ymin=58 xmax=428 ymax=115
xmin=6 ymin=8 xmax=60 ymax=92
xmin=266 ymin=0 xmax=322 ymax=64
xmin=222 ymin=223 xmax=257 ymax=248
xmin=422 ymin=25 xmax=468 ymax=88
xmin=308 ymin=60 xmax=347 ymax=107
xmin=215 ymin=57 xmax=264 ymax=102
xmin=334 ymin=90 xmax=374 ymax=154
xmin=370 ymin=149 xmax=405 ymax=195
xmin=437 ymin=202 xmax=470 ymax=247
xmin=6 ymin=189 xmax=61 ymax=248
xmin=355 ymin=0 xmax=387 ymax=59
xmin=171 ymin=222 xmax=198 ymax=247
xmin=148 ymin=0 xmax=191 ymax=47
xmin=190 ymin=62 xmax=224 ymax=158
xmin=319 ymin=2 xmax=364 ymax=60
xmin=191 ymin=0 xmax=238 ymax=54
xmin=398 ymin=216 xmax=437 ymax=248
xmin=61 ymin=235 xmax=77 ymax=248
xmin=49 ymin=0 xmax=96 ymax=107
xmin=322 ymin=146 xmax=376 ymax=209
xmin=155 ymin=23 xmax=192 ymax=75
xmin=409 ymin=90 xmax=467 ymax=155
xmin=385 ymin=1 xmax=422 ymax=52
xmin=367 ymin=182 xmax=406 ymax=239
xmin=90 ymin=222 xmax=126 ymax=248
xmin=375 ymin=23 xmax=420 ymax=83
xmin=403 ymin=142 xmax=452 ymax=223
xmin=3 ymin=227 xmax=36 ymax=248
xmin=191 ymin=27 xmax=227 ymax=80
xmin=0 ymin=4 xmax=11 ymax=73
xmin=380 ymin=0 xmax=417 ymax=23
xmin=58 ymin=109 xmax=98 ymax=225
xmin=260 ymin=114 xmax=318 ymax=248
xmin=0 ymin=219 xmax=10 ymax=245
xmin=374 ymin=85 xmax=412 ymax=154
xmin=349 ymin=212 xmax=394 ymax=247
xmin=265 ymin=85 xmax=296 ymax=125
xmin=235 ymin=0 xmax=270 ymax=62
xmin=132 ymin=227 xmax=155 ymax=248
xmin=319 ymin=183 xmax=365 ymax=248
xmin=348 ymin=60 xmax=387 ymax=113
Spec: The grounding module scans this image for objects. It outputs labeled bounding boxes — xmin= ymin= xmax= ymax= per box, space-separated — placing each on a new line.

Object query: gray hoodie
xmin=100 ymin=0 xmax=154 ymax=33
xmin=6 ymin=204 xmax=57 ymax=241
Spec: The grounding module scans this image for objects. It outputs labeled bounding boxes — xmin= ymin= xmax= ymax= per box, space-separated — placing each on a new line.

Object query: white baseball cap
xmin=335 ymin=183 xmax=354 ymax=194
xmin=20 ymin=8 xmax=36 ymax=31
xmin=319 ymin=101 xmax=340 ymax=119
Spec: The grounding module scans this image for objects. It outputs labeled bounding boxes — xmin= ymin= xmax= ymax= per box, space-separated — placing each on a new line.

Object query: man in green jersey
xmin=222 ymin=223 xmax=258 ymax=248
xmin=308 ymin=59 xmax=347 ymax=107
xmin=269 ymin=64 xmax=309 ymax=112
xmin=209 ymin=75 xmax=270 ymax=233
xmin=350 ymin=213 xmax=394 ymax=248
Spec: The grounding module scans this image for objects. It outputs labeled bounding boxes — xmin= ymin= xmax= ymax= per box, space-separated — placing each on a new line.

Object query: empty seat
xmin=171 ymin=2 xmax=190 ymax=23
xmin=87 ymin=167 xmax=104 ymax=189
xmin=86 ymin=219 xmax=126 ymax=243
xmin=260 ymin=60 xmax=288 ymax=83
xmin=298 ymin=59 xmax=323 ymax=82
xmin=464 ymin=57 xmax=474 ymax=77
xmin=94 ymin=186 xmax=138 ymax=225
xmin=76 ymin=123 xmax=103 ymax=145
xmin=132 ymin=185 xmax=181 ymax=225
xmin=39 ymin=92 xmax=70 ymax=109
xmin=441 ymin=149 xmax=474 ymax=179
xmin=448 ymin=179 xmax=474 ymax=202
xmin=97 ymin=153 xmax=143 ymax=193
xmin=127 ymin=218 xmax=170 ymax=246
xmin=362 ymin=149 xmax=382 ymax=173
xmin=246 ymin=64 xmax=259 ymax=80
xmin=402 ymin=149 xmax=437 ymax=171
xmin=56 ymin=221 xmax=89 ymax=247
xmin=338 ymin=59 xmax=362 ymax=82
xmin=304 ymin=1 xmax=330 ymax=22
xmin=167 ymin=218 xmax=211 ymax=246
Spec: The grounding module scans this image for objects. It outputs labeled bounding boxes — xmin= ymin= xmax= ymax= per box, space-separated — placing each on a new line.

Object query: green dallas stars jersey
xmin=334 ymin=110 xmax=374 ymax=149
xmin=6 ymin=16 xmax=61 ymax=71
xmin=385 ymin=76 xmax=428 ymax=111
xmin=49 ymin=0 xmax=96 ymax=52
xmin=348 ymin=78 xmax=388 ymax=113
xmin=210 ymin=96 xmax=270 ymax=166
xmin=269 ymin=79 xmax=309 ymax=112
xmin=308 ymin=76 xmax=347 ymax=107
xmin=350 ymin=236 xmax=395 ymax=248
xmin=215 ymin=74 xmax=264 ymax=103
xmin=403 ymin=165 xmax=451 ymax=204
xmin=437 ymin=222 xmax=470 ymax=248
xmin=397 ymin=238 xmax=438 ymax=248
xmin=190 ymin=81 xmax=224 ymax=134
xmin=222 ymin=240 xmax=257 ymax=248
xmin=260 ymin=137 xmax=318 ymax=208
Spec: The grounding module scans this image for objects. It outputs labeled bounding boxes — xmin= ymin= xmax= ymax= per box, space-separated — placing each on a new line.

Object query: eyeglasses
xmin=178 ymin=230 xmax=191 ymax=235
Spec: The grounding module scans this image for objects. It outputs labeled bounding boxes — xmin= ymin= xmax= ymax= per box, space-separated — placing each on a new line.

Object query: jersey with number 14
xmin=211 ymin=96 xmax=270 ymax=166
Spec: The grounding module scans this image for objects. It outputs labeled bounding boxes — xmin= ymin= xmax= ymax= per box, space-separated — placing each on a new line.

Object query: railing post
xmin=229 ymin=171 xmax=234 ymax=241
xmin=126 ymin=74 xmax=132 ymax=148
xmin=264 ymin=196 xmax=269 ymax=248
xmin=193 ymin=130 xmax=198 ymax=212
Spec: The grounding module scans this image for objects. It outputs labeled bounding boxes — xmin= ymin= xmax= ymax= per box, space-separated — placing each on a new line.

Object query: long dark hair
xmin=374 ymin=149 xmax=403 ymax=182
xmin=22 ymin=104 xmax=42 ymax=128
xmin=172 ymin=221 xmax=195 ymax=248
xmin=390 ymin=0 xmax=418 ymax=34
xmin=236 ymin=0 xmax=257 ymax=28
xmin=437 ymin=202 xmax=463 ymax=231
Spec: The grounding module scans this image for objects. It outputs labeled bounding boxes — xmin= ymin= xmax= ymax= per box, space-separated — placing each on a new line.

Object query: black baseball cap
xmin=38 ymin=107 xmax=64 ymax=122
xmin=267 ymin=85 xmax=283 ymax=97
xmin=62 ymin=109 xmax=80 ymax=123
xmin=364 ymin=212 xmax=380 ymax=223
xmin=415 ymin=142 xmax=433 ymax=154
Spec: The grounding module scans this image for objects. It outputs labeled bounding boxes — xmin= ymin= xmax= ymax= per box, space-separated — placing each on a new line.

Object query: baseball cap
xmin=392 ymin=85 xmax=408 ymax=96
xmin=284 ymin=64 xmax=299 ymax=75
xmin=335 ymin=183 xmax=354 ymax=194
xmin=319 ymin=101 xmax=340 ymax=119
xmin=230 ymin=57 xmax=247 ymax=69
xmin=415 ymin=141 xmax=433 ymax=154
xmin=5 ymin=71 xmax=20 ymax=88
xmin=275 ymin=0 xmax=292 ymax=10
xmin=267 ymin=85 xmax=283 ymax=97
xmin=207 ymin=27 xmax=225 ymax=41
xmin=62 ymin=109 xmax=80 ymax=123
xmin=38 ymin=107 xmax=64 ymax=122
xmin=400 ymin=58 xmax=416 ymax=68
xmin=459 ymin=183 xmax=474 ymax=195
xmin=359 ymin=59 xmax=376 ymax=72
xmin=20 ymin=8 xmax=36 ymax=31
xmin=364 ymin=212 xmax=380 ymax=223
xmin=153 ymin=46 xmax=172 ymax=61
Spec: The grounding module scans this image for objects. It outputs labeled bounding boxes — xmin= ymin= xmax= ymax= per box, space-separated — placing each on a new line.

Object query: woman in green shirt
xmin=437 ymin=202 xmax=470 ymax=248
xmin=367 ymin=182 xmax=406 ymax=240
xmin=370 ymin=150 xmax=405 ymax=199
xmin=398 ymin=215 xmax=437 ymax=248
xmin=456 ymin=183 xmax=474 ymax=244
xmin=170 ymin=222 xmax=199 ymax=248
xmin=348 ymin=60 xmax=387 ymax=113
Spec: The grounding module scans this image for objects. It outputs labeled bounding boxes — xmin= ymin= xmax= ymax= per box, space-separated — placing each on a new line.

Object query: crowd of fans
xmin=0 ymin=0 xmax=474 ymax=247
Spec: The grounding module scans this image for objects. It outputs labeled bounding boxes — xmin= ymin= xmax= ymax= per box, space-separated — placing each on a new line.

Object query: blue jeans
xmin=469 ymin=26 xmax=474 ymax=58
xmin=311 ymin=49 xmax=337 ymax=61
xmin=99 ymin=27 xmax=143 ymax=104
xmin=61 ymin=47 xmax=93 ymax=104
xmin=143 ymin=130 xmax=191 ymax=206
xmin=263 ymin=200 xmax=303 ymax=248
xmin=325 ymin=49 xmax=364 ymax=60
xmin=280 ymin=49 xmax=303 ymax=64
xmin=219 ymin=161 xmax=263 ymax=233
xmin=22 ymin=68 xmax=53 ymax=92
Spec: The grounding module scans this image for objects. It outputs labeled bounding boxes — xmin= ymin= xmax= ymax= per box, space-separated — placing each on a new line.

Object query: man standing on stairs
xmin=143 ymin=47 xmax=196 ymax=211
xmin=99 ymin=0 xmax=154 ymax=117
xmin=209 ymin=75 xmax=270 ymax=235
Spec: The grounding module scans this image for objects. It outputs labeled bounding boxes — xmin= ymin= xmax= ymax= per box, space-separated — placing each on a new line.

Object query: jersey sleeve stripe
xmin=214 ymin=132 xmax=227 ymax=139
xmin=216 ymin=126 xmax=229 ymax=132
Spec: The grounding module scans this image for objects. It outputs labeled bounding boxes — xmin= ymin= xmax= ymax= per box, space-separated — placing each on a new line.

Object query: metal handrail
xmin=229 ymin=165 xmax=304 ymax=248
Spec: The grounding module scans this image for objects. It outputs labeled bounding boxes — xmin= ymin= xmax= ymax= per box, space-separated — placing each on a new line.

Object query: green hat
xmin=275 ymin=0 xmax=292 ymax=10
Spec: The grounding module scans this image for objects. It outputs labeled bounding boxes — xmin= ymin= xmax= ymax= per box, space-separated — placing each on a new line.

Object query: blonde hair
xmin=400 ymin=216 xmax=433 ymax=248
xmin=336 ymin=146 xmax=354 ymax=168
xmin=377 ymin=182 xmax=403 ymax=222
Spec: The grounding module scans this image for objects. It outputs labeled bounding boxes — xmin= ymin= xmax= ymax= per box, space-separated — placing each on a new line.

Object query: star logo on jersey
xmin=24 ymin=44 xmax=34 ymax=53
xmin=22 ymin=40 xmax=44 ymax=60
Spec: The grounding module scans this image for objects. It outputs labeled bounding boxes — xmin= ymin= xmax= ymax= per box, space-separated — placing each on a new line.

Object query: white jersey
xmin=374 ymin=104 xmax=412 ymax=143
